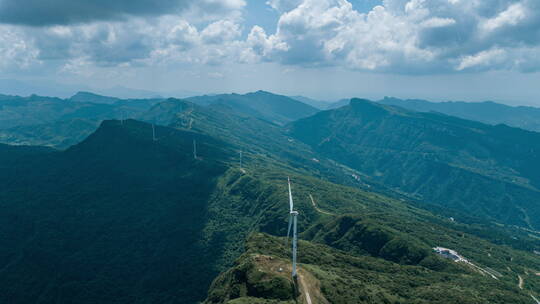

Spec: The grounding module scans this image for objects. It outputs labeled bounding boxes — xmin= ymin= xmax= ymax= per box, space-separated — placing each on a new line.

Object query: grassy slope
xmin=204 ymin=168 xmax=540 ymax=303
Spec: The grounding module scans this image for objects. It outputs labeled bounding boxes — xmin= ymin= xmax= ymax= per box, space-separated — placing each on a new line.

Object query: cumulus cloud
xmin=0 ymin=26 xmax=39 ymax=69
xmin=0 ymin=0 xmax=248 ymax=69
xmin=0 ymin=0 xmax=539 ymax=74
xmin=0 ymin=0 xmax=245 ymax=26
xmin=249 ymin=0 xmax=540 ymax=73
xmin=266 ymin=0 xmax=303 ymax=12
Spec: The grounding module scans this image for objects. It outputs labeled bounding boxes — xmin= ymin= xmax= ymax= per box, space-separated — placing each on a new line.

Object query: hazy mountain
xmin=0 ymin=92 xmax=163 ymax=148
xmin=377 ymin=97 xmax=540 ymax=132
xmin=0 ymin=79 xmax=166 ymax=100
xmin=95 ymin=86 xmax=164 ymax=99
xmin=289 ymin=98 xmax=540 ymax=230
xmin=69 ymin=91 xmax=121 ymax=104
xmin=289 ymin=95 xmax=331 ymax=109
xmin=185 ymin=91 xmax=319 ymax=125
xmin=0 ymin=118 xmax=99 ymax=149
xmin=0 ymin=79 xmax=86 ymax=98
xmin=327 ymin=98 xmax=351 ymax=109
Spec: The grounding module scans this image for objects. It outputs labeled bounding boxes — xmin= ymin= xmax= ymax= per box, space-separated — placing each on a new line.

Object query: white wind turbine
xmin=286 ymin=177 xmax=299 ymax=279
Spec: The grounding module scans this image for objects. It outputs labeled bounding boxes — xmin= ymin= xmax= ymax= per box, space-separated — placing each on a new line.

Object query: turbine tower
xmin=239 ymin=150 xmax=243 ymax=169
xmin=286 ymin=177 xmax=299 ymax=278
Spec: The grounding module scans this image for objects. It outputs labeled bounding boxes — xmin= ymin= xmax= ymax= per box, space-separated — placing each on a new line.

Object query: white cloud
xmin=1 ymin=0 xmax=540 ymax=75
xmin=481 ymin=2 xmax=527 ymax=33
xmin=247 ymin=0 xmax=540 ymax=73
xmin=457 ymin=48 xmax=507 ymax=71
xmin=266 ymin=0 xmax=303 ymax=12
xmin=0 ymin=26 xmax=40 ymax=69
xmin=201 ymin=20 xmax=241 ymax=44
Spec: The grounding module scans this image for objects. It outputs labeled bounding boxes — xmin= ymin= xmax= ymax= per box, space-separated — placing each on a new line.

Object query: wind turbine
xmin=152 ymin=124 xmax=157 ymax=141
xmin=193 ymin=139 xmax=198 ymax=159
xmin=286 ymin=177 xmax=299 ymax=279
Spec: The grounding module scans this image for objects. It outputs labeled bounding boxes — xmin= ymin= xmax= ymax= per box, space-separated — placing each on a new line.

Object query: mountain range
xmin=289 ymin=98 xmax=540 ymax=229
xmin=377 ymin=97 xmax=540 ymax=132
xmin=0 ymin=89 xmax=540 ymax=303
xmin=185 ymin=91 xmax=318 ymax=125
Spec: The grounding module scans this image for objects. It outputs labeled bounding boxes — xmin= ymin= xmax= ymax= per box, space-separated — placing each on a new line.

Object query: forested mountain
xmin=0 ymin=120 xmax=237 ymax=303
xmin=289 ymin=96 xmax=331 ymax=110
xmin=0 ymin=118 xmax=99 ymax=148
xmin=327 ymin=97 xmax=540 ymax=133
xmin=69 ymin=91 xmax=122 ymax=104
xmin=377 ymin=97 xmax=540 ymax=132
xmin=185 ymin=91 xmax=318 ymax=125
xmin=327 ymin=98 xmax=352 ymax=110
xmin=1 ymin=92 xmax=540 ymax=303
xmin=0 ymin=92 xmax=162 ymax=148
xmin=289 ymin=98 xmax=540 ymax=230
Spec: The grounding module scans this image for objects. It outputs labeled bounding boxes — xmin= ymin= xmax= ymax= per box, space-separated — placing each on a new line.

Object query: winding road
xmin=309 ymin=194 xmax=334 ymax=216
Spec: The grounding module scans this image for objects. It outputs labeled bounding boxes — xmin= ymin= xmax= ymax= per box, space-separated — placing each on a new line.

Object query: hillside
xmin=288 ymin=99 xmax=540 ymax=229
xmin=0 ymin=118 xmax=99 ymax=149
xmin=206 ymin=232 xmax=538 ymax=304
xmin=1 ymin=95 xmax=540 ymax=303
xmin=185 ymin=91 xmax=318 ymax=125
xmin=378 ymin=97 xmax=540 ymax=132
xmin=144 ymin=97 xmax=540 ymax=246
xmin=0 ymin=120 xmax=238 ymax=303
xmin=0 ymin=92 xmax=162 ymax=148
xmin=69 ymin=91 xmax=121 ymax=104
xmin=204 ymin=170 xmax=540 ymax=303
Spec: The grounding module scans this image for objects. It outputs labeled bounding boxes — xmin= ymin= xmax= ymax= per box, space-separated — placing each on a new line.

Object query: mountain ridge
xmin=289 ymin=98 xmax=540 ymax=229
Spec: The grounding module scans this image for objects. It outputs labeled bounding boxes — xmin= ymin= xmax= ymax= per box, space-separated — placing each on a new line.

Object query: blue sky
xmin=0 ymin=0 xmax=539 ymax=104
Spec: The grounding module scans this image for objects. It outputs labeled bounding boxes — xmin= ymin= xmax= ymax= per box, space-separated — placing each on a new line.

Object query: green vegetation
xmin=207 ymin=233 xmax=537 ymax=304
xmin=185 ymin=91 xmax=318 ymax=125
xmin=0 ymin=92 xmax=162 ymax=148
xmin=1 ymin=91 xmax=540 ymax=303
xmin=289 ymin=98 xmax=540 ymax=229
xmin=378 ymin=96 xmax=540 ymax=132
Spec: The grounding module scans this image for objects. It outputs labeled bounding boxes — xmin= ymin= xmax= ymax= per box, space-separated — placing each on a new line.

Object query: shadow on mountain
xmin=0 ymin=119 xmax=233 ymax=303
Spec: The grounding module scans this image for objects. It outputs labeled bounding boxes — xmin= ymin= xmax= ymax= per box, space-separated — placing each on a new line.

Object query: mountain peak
xmin=349 ymin=98 xmax=392 ymax=116
xmin=70 ymin=91 xmax=120 ymax=104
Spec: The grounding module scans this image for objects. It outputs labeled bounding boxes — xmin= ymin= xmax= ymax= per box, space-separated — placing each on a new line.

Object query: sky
xmin=0 ymin=0 xmax=539 ymax=104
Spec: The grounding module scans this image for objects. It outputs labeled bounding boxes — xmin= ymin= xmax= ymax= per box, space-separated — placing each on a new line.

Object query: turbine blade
xmin=288 ymin=177 xmax=294 ymax=213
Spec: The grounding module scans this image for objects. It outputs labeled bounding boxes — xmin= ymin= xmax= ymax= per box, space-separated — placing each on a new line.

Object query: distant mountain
xmin=95 ymin=86 xmax=164 ymax=99
xmin=289 ymin=95 xmax=331 ymax=109
xmin=0 ymin=92 xmax=163 ymax=148
xmin=289 ymin=98 xmax=540 ymax=230
xmin=69 ymin=91 xmax=121 ymax=104
xmin=185 ymin=91 xmax=318 ymax=125
xmin=2 ymin=101 xmax=540 ymax=303
xmin=0 ymin=79 xmax=167 ymax=100
xmin=326 ymin=98 xmax=351 ymax=109
xmin=378 ymin=97 xmax=540 ymax=132
xmin=0 ymin=118 xmax=99 ymax=149
xmin=0 ymin=78 xmax=86 ymax=98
